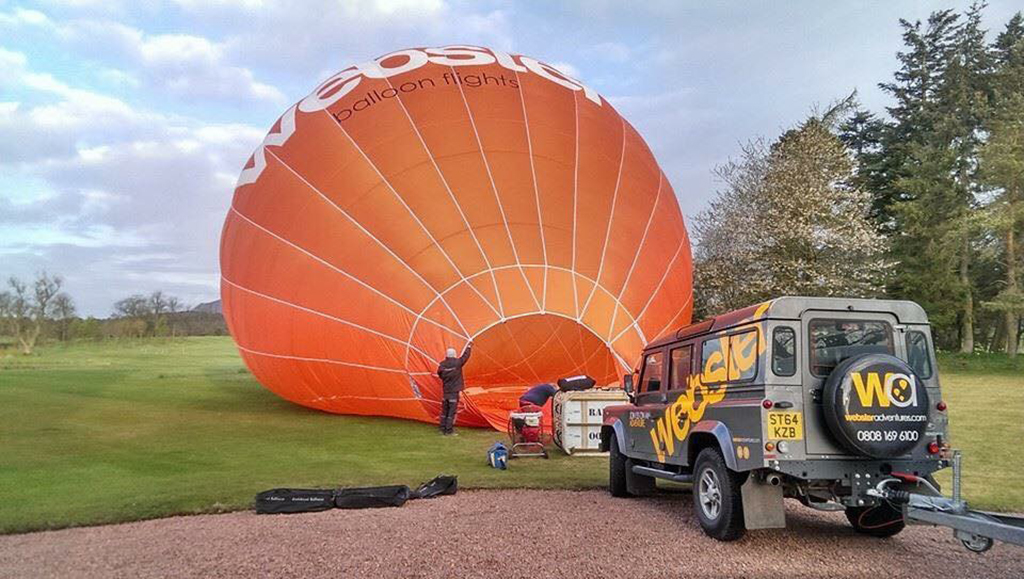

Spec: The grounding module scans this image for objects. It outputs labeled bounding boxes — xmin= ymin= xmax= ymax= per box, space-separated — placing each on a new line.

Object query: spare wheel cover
xmin=822 ymin=354 xmax=929 ymax=458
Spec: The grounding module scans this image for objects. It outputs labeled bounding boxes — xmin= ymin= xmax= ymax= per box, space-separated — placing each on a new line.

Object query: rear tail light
xmin=927 ymin=441 xmax=941 ymax=454
xmin=936 ymin=401 xmax=947 ymax=411
xmin=762 ymin=399 xmax=773 ymax=409
xmin=765 ymin=442 xmax=775 ymax=452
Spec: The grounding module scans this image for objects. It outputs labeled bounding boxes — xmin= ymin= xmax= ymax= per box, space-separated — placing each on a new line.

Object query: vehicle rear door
xmin=800 ymin=310 xmax=902 ymax=455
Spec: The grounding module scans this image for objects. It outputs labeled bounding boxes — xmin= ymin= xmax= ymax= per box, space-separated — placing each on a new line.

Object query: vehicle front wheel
xmin=692 ymin=447 xmax=746 ymax=541
xmin=608 ymin=432 xmax=629 ymax=498
xmin=845 ymin=503 xmax=905 ymax=538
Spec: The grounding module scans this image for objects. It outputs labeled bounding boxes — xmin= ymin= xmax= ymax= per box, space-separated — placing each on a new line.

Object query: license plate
xmin=767 ymin=411 xmax=803 ymax=440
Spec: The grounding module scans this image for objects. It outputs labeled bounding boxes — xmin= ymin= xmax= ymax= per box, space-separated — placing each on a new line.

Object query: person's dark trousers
xmin=440 ymin=394 xmax=459 ymax=434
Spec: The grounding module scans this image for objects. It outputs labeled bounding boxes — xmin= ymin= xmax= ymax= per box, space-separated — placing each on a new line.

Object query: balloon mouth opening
xmin=461 ymin=313 xmax=621 ymax=391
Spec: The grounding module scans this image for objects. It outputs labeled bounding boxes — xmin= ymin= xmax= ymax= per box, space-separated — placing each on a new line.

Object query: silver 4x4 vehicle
xmin=601 ymin=297 xmax=950 ymax=541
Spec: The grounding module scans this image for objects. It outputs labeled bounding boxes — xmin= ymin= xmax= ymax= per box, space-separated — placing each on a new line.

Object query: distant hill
xmin=192 ymin=300 xmax=222 ymax=314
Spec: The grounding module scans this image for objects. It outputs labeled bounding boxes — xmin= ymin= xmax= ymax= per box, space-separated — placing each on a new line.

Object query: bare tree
xmin=111 ymin=291 xmax=184 ymax=337
xmin=0 ymin=272 xmax=64 ymax=354
xmin=52 ymin=293 xmax=77 ymax=342
xmin=112 ymin=295 xmax=151 ymax=319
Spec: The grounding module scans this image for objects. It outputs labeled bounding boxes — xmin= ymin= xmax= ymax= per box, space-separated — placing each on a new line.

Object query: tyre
xmin=845 ymin=502 xmax=905 ymax=538
xmin=608 ymin=432 xmax=629 ymax=498
xmin=692 ymin=447 xmax=746 ymax=541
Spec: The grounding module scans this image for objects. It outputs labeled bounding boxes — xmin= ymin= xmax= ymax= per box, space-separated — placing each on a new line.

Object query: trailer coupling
xmin=866 ymin=451 xmax=1024 ymax=553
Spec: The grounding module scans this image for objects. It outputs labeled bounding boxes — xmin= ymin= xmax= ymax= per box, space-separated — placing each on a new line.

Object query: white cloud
xmin=1 ymin=9 xmax=285 ymax=106
xmin=0 ymin=7 xmax=51 ymax=26
xmin=0 ymin=50 xmax=265 ymax=314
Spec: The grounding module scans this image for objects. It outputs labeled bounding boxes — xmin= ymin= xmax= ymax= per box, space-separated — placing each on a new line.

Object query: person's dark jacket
xmin=520 ymin=383 xmax=557 ymax=406
xmin=437 ymin=345 xmax=472 ymax=397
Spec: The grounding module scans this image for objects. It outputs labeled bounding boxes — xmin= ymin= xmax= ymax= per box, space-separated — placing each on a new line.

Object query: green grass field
xmin=0 ymin=338 xmax=1021 ymax=534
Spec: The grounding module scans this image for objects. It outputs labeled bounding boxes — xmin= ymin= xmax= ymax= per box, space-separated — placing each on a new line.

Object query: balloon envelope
xmin=220 ymin=46 xmax=693 ymax=429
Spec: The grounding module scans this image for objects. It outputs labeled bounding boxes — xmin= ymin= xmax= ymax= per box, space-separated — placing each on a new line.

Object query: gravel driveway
xmin=2 ymin=490 xmax=1022 ymax=578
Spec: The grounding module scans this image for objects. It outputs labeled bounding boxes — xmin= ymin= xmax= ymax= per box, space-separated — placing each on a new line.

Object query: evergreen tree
xmin=869 ymin=5 xmax=993 ymax=350
xmin=981 ymin=14 xmax=1024 ymax=355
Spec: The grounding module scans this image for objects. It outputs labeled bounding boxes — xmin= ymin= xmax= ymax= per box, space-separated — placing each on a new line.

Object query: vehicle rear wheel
xmin=608 ymin=432 xmax=629 ymax=498
xmin=845 ymin=502 xmax=905 ymax=538
xmin=692 ymin=448 xmax=746 ymax=541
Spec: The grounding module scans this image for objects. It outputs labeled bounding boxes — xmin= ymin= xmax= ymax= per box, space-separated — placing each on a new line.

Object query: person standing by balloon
xmin=437 ymin=342 xmax=472 ymax=435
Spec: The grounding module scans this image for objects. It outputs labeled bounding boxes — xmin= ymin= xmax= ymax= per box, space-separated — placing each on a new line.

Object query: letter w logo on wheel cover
xmin=851 ymin=372 xmax=917 ymax=408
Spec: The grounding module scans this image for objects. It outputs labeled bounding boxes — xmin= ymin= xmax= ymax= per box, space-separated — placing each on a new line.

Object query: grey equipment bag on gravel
xmin=255 ymin=488 xmax=337 ymax=514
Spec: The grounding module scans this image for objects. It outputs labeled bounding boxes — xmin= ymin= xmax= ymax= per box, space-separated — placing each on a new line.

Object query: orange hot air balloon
xmin=220 ymin=46 xmax=692 ymax=429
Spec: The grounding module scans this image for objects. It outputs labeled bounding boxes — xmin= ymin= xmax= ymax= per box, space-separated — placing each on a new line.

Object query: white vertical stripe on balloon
xmin=384 ymin=74 xmax=507 ymax=319
xmin=648 ymin=291 xmax=695 ymax=342
xmin=451 ymin=66 xmax=543 ymax=313
xmin=315 ymin=110 xmax=501 ymax=322
xmin=262 ymin=148 xmax=476 ymax=335
xmin=571 ymin=91 xmax=581 ymax=319
xmin=579 ymin=116 xmax=627 ymax=322
xmin=607 ymin=172 xmax=663 ymax=338
xmin=610 ymin=237 xmax=688 ymax=345
xmin=513 ymin=69 xmax=549 ymax=311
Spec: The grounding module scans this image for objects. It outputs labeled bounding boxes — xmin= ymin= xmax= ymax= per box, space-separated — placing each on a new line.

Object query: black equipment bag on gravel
xmin=255 ymin=488 xmax=336 ymax=514
xmin=334 ymin=485 xmax=411 ymax=509
xmin=557 ymin=374 xmax=596 ymax=392
xmin=412 ymin=475 xmax=458 ymax=499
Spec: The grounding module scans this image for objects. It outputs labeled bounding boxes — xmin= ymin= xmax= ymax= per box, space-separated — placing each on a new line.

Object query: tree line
xmin=694 ymin=4 xmax=1023 ymax=356
xmin=0 ymin=272 xmax=226 ymax=355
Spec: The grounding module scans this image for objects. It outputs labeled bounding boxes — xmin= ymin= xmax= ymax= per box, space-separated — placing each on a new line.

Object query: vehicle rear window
xmin=640 ymin=351 xmax=664 ymax=393
xmin=809 ymin=319 xmax=893 ymax=377
xmin=669 ymin=345 xmax=692 ymax=390
xmin=907 ymin=330 xmax=933 ymax=379
xmin=772 ymin=327 xmax=796 ymax=376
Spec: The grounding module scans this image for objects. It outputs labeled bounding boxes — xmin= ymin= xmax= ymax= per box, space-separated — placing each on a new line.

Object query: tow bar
xmin=867 ymin=450 xmax=1024 ymax=553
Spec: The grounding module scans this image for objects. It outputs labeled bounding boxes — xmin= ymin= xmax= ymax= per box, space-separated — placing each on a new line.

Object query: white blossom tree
xmin=694 ymin=104 xmax=890 ymax=316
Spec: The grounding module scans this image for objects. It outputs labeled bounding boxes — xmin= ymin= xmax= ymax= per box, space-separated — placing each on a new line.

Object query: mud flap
xmin=741 ymin=477 xmax=786 ymax=530
xmin=625 ymin=459 xmax=656 ymax=496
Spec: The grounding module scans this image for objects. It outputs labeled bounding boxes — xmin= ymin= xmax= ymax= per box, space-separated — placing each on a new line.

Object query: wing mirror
xmin=623 ymin=373 xmax=634 ymax=394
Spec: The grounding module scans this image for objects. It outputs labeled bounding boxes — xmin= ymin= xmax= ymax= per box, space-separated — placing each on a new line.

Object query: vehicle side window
xmin=639 ymin=351 xmax=664 ymax=393
xmin=669 ymin=345 xmax=692 ymax=390
xmin=727 ymin=330 xmax=758 ymax=382
xmin=907 ymin=330 xmax=933 ymax=379
xmin=700 ymin=337 xmax=727 ymax=384
xmin=772 ymin=327 xmax=796 ymax=376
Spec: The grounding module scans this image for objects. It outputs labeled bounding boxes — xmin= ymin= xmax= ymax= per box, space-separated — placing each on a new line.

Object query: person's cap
xmin=446 ymin=347 xmax=457 ymax=358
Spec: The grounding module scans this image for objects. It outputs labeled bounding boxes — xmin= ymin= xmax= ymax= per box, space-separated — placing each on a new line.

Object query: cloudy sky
xmin=1 ymin=0 xmax=1020 ymax=316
